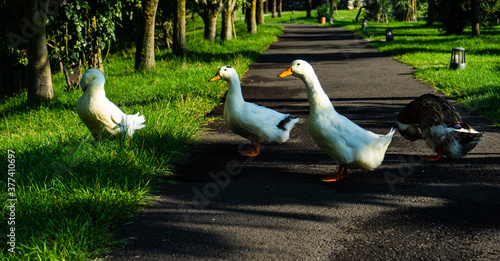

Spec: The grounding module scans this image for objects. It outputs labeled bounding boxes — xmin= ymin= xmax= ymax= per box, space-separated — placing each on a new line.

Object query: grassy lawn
xmin=269 ymin=10 xmax=500 ymax=125
xmin=0 ymin=21 xmax=283 ymax=260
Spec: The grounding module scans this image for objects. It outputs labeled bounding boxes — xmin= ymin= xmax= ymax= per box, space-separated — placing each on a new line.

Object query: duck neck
xmin=300 ymin=73 xmax=336 ymax=114
xmin=225 ymin=75 xmax=245 ymax=105
xmin=87 ymin=80 xmax=106 ymax=98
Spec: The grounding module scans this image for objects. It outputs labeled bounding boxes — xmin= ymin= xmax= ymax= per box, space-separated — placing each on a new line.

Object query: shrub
xmin=435 ymin=0 xmax=469 ymax=35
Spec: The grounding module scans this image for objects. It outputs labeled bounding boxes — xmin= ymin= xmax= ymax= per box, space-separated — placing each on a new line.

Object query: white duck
xmin=209 ymin=66 xmax=299 ymax=157
xmin=278 ymin=60 xmax=395 ymax=182
xmin=76 ymin=69 xmax=145 ymax=139
xmin=396 ymin=93 xmax=483 ymax=161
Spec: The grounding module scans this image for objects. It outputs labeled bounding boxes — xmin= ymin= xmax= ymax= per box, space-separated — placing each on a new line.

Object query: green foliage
xmin=360 ymin=0 xmax=390 ymax=23
xmin=433 ymin=0 xmax=500 ymax=34
xmin=435 ymin=0 xmax=469 ymax=35
xmin=480 ymin=0 xmax=500 ymax=28
xmin=316 ymin=3 xmax=332 ymax=19
xmin=46 ymin=0 xmax=124 ymax=88
xmin=0 ymin=20 xmax=282 ymax=260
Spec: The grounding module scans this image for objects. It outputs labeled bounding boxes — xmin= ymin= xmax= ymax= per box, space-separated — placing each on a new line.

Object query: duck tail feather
xmin=277 ymin=115 xmax=299 ymax=131
xmin=120 ymin=113 xmax=146 ymax=138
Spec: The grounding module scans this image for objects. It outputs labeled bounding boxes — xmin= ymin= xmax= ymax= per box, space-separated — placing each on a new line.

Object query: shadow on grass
xmin=5 ymin=126 xmax=201 ymax=258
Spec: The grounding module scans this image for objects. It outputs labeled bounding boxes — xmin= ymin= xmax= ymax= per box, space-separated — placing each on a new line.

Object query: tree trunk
xmin=221 ymin=0 xmax=236 ymax=40
xmin=246 ymin=0 xmax=257 ymax=34
xmin=135 ymin=0 xmax=159 ymax=71
xmin=25 ymin=0 xmax=54 ymax=104
xmin=305 ymin=0 xmax=311 ymax=18
xmin=257 ymin=0 xmax=265 ymax=25
xmin=471 ymin=0 xmax=480 ymax=37
xmin=278 ymin=0 xmax=282 ymax=17
xmin=271 ymin=0 xmax=276 ymax=18
xmin=173 ymin=0 xmax=187 ymax=56
xmin=195 ymin=0 xmax=221 ymax=42
xmin=204 ymin=15 xmax=219 ymax=42
xmin=427 ymin=0 xmax=436 ymax=26
xmin=330 ymin=0 xmax=336 ymax=19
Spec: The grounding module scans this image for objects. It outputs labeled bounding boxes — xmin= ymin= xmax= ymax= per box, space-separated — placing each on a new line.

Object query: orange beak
xmin=278 ymin=67 xmax=293 ymax=77
xmin=208 ymin=73 xmax=221 ymax=82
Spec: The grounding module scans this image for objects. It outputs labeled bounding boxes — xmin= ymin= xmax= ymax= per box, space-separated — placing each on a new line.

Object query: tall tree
xmin=471 ymin=0 xmax=480 ymax=37
xmin=220 ymin=0 xmax=237 ymax=40
xmin=305 ymin=0 xmax=312 ymax=18
xmin=330 ymin=0 xmax=336 ymax=19
xmin=271 ymin=0 xmax=276 ymax=18
xmin=257 ymin=0 xmax=265 ymax=24
xmin=194 ymin=0 xmax=222 ymax=42
xmin=246 ymin=0 xmax=257 ymax=34
xmin=426 ymin=0 xmax=437 ymax=26
xmin=24 ymin=0 xmax=54 ymax=104
xmin=173 ymin=0 xmax=186 ymax=56
xmin=278 ymin=0 xmax=282 ymax=17
xmin=135 ymin=0 xmax=160 ymax=71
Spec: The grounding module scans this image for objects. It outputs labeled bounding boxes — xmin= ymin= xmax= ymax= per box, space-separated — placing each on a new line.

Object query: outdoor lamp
xmin=385 ymin=29 xmax=394 ymax=42
xmin=450 ymin=47 xmax=466 ymax=70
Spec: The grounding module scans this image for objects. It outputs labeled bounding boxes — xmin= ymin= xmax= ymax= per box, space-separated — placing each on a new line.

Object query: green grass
xmin=0 ymin=20 xmax=283 ymax=260
xmin=270 ymin=9 xmax=500 ymax=124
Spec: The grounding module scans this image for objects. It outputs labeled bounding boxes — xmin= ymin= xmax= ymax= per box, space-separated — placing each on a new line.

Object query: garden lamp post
xmin=385 ymin=29 xmax=394 ymax=42
xmin=450 ymin=47 xmax=466 ymax=70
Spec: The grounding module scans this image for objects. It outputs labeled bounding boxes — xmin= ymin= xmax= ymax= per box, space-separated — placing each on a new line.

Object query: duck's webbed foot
xmin=322 ymin=165 xmax=348 ymax=182
xmin=239 ymin=142 xmax=262 ymax=157
xmin=425 ymin=147 xmax=443 ymax=161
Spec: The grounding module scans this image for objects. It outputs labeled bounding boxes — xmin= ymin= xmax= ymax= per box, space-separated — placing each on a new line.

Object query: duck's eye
xmin=224 ymin=69 xmax=227 ymax=71
xmin=297 ymin=63 xmax=301 ymax=66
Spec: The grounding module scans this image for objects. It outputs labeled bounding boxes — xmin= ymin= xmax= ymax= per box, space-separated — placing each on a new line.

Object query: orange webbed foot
xmin=425 ymin=147 xmax=443 ymax=161
xmin=321 ymin=165 xmax=348 ymax=182
xmin=239 ymin=142 xmax=261 ymax=157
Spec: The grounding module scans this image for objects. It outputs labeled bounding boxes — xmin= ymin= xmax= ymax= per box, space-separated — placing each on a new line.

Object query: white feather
xmin=76 ymin=69 xmax=146 ymax=138
xmin=211 ymin=66 xmax=299 ymax=145
xmin=283 ymin=60 xmax=394 ymax=171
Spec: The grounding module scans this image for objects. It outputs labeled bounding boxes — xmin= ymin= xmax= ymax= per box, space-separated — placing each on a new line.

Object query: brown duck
xmin=396 ymin=93 xmax=483 ymax=161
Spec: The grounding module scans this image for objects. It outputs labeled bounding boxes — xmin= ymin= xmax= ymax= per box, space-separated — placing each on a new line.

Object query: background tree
xmin=24 ymin=0 xmax=54 ymax=104
xmin=271 ymin=0 xmax=276 ymax=18
xmin=173 ymin=0 xmax=187 ymax=56
xmin=426 ymin=0 xmax=437 ymax=25
xmin=135 ymin=0 xmax=160 ymax=71
xmin=305 ymin=0 xmax=312 ymax=18
xmin=436 ymin=0 xmax=468 ymax=35
xmin=278 ymin=0 xmax=282 ymax=17
xmin=330 ymin=0 xmax=336 ymax=19
xmin=2 ymin=0 xmax=29 ymax=98
xmin=193 ymin=0 xmax=222 ymax=42
xmin=257 ymin=0 xmax=265 ymax=24
xmin=220 ymin=0 xmax=237 ymax=40
xmin=46 ymin=0 xmax=123 ymax=89
xmin=471 ymin=0 xmax=480 ymax=37
xmin=246 ymin=0 xmax=257 ymax=34
xmin=360 ymin=0 xmax=389 ymax=23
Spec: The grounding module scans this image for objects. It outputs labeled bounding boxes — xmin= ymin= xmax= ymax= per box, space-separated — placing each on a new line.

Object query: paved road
xmin=107 ymin=24 xmax=500 ymax=260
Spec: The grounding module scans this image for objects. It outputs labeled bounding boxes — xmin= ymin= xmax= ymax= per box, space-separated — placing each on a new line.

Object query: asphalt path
xmin=107 ymin=24 xmax=500 ymax=260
